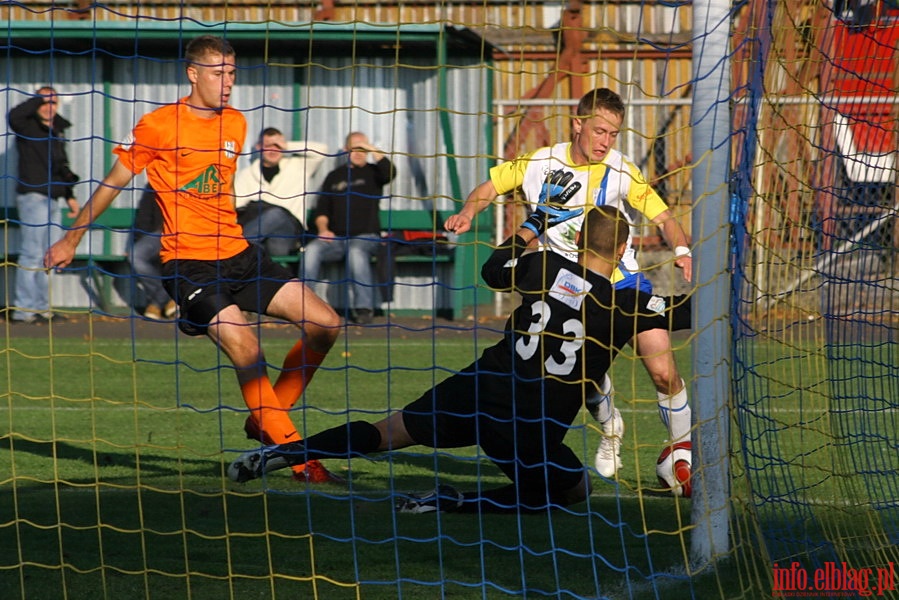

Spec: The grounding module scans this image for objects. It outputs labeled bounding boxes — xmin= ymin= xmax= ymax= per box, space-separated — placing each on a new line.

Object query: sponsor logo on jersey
xmin=549 ymin=268 xmax=591 ymax=310
xmin=646 ymin=295 xmax=667 ymax=314
xmin=118 ymin=132 xmax=135 ymax=151
xmin=224 ymin=140 xmax=236 ymax=159
xmin=181 ymin=165 xmax=222 ymax=196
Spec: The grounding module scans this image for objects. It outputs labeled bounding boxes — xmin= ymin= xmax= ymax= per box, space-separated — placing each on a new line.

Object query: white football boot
xmin=594 ymin=408 xmax=624 ymax=478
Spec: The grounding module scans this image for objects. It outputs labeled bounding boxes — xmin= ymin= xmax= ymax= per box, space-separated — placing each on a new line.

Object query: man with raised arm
xmin=444 ymin=88 xmax=694 ymax=488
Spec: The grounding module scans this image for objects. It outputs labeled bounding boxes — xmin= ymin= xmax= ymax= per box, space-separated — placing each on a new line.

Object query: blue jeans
xmin=303 ymin=234 xmax=380 ymax=311
xmin=12 ymin=192 xmax=64 ymax=320
xmin=238 ymin=202 xmax=302 ymax=256
xmin=128 ymin=233 xmax=170 ymax=308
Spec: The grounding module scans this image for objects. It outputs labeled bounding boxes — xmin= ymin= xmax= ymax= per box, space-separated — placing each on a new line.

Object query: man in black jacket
xmin=303 ymin=132 xmax=395 ymax=324
xmin=228 ymin=205 xmax=692 ymax=514
xmin=8 ymin=87 xmax=80 ymax=324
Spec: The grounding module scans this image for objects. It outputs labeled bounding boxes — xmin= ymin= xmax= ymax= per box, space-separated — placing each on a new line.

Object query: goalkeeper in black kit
xmin=229 ymin=204 xmax=692 ymax=514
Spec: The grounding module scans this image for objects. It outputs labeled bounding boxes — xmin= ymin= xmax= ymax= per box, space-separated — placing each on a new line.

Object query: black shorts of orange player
xmin=162 ymin=244 xmax=294 ymax=336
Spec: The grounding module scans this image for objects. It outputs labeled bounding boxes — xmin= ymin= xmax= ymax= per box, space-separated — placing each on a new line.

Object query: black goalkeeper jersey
xmin=478 ymin=235 xmax=691 ymax=414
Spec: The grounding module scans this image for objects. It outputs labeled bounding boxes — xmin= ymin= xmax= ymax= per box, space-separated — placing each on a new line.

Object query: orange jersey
xmin=114 ymin=98 xmax=248 ymax=262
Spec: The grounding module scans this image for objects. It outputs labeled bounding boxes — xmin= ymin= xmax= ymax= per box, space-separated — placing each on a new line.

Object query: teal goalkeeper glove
xmin=521 ymin=170 xmax=584 ymax=236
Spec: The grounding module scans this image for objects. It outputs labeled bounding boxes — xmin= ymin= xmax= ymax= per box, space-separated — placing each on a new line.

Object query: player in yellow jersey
xmin=45 ymin=35 xmax=343 ymax=484
xmin=445 ymin=88 xmax=693 ymax=490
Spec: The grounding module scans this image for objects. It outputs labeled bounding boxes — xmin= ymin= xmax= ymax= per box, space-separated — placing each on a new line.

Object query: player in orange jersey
xmin=44 ymin=35 xmax=343 ymax=484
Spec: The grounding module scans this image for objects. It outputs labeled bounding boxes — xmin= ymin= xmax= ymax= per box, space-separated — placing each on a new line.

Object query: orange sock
xmin=240 ymin=376 xmax=302 ymax=445
xmin=273 ymin=340 xmax=328 ymax=409
xmin=242 ymin=375 xmax=320 ymax=477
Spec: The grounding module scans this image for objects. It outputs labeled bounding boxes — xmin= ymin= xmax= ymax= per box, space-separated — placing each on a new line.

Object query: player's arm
xmin=627 ymin=162 xmax=692 ymax=282
xmin=481 ymin=180 xmax=586 ymax=287
xmin=444 ymin=179 xmax=499 ymax=235
xmin=651 ymin=209 xmax=692 ymax=282
xmin=480 ymin=226 xmax=538 ymax=290
xmin=447 ymin=152 xmax=535 ymax=235
xmin=44 ymin=160 xmax=133 ymax=269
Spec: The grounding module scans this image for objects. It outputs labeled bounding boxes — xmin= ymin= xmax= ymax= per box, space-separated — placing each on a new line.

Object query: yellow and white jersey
xmin=489 ymin=142 xmax=668 ymax=272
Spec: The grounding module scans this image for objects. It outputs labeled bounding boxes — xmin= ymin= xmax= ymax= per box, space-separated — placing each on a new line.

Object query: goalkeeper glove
xmin=521 ymin=170 xmax=584 ymax=236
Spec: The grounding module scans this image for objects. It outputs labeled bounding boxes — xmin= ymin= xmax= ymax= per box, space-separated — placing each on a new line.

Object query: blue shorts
xmin=614 ymin=266 xmax=654 ymax=294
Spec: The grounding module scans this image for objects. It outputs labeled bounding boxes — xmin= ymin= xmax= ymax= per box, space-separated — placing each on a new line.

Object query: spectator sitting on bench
xmin=233 ymin=127 xmax=329 ymax=256
xmin=128 ymin=185 xmax=176 ymax=321
xmin=303 ymin=131 xmax=396 ymax=325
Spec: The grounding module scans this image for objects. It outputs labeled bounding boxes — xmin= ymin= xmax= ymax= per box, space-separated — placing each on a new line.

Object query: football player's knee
xmin=305 ymin=304 xmax=341 ymax=341
xmin=649 ymin=366 xmax=681 ymax=394
xmin=318 ymin=313 xmax=341 ymax=344
xmin=319 ymin=303 xmax=342 ymax=332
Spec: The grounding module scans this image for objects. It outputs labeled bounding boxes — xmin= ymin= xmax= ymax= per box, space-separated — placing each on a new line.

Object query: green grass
xmin=1 ymin=328 xmax=747 ymax=599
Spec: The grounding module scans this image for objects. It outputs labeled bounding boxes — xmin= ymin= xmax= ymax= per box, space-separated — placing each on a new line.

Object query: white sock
xmin=586 ymin=374 xmax=614 ymax=424
xmin=658 ymin=379 xmax=691 ymax=442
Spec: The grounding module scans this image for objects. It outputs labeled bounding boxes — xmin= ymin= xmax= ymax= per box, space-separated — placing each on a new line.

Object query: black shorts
xmin=162 ymin=244 xmax=295 ymax=336
xmin=401 ymin=361 xmax=585 ymax=492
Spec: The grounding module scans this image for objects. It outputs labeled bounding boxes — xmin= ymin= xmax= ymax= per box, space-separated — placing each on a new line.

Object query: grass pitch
xmin=1 ymin=320 xmax=743 ymax=599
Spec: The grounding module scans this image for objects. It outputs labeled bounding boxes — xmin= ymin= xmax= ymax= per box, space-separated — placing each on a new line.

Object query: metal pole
xmin=690 ymin=0 xmax=732 ymax=567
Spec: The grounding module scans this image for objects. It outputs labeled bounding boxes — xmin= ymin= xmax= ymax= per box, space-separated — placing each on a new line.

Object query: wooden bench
xmin=273 ymin=209 xmax=464 ymax=319
xmin=30 ymin=206 xmax=489 ymax=319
